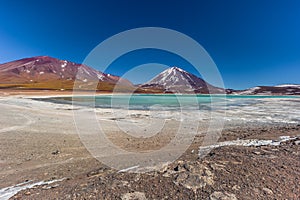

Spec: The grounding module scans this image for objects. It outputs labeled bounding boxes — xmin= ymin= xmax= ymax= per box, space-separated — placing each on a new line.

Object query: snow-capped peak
xmin=142 ymin=66 xmax=222 ymax=93
xmin=165 ymin=66 xmax=187 ymax=74
xmin=170 ymin=66 xmax=184 ymax=72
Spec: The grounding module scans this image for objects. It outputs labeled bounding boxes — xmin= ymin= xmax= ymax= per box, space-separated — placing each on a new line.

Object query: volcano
xmin=139 ymin=67 xmax=225 ymax=94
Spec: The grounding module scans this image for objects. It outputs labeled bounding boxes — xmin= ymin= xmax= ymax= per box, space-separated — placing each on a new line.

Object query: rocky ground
xmin=9 ymin=124 xmax=300 ymax=200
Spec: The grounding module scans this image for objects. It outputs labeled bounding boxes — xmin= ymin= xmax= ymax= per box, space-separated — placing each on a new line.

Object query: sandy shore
xmin=0 ymin=93 xmax=299 ymax=199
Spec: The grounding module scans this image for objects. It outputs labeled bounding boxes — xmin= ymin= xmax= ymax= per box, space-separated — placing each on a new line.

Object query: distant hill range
xmin=228 ymin=85 xmax=300 ymax=95
xmin=0 ymin=56 xmax=299 ymax=95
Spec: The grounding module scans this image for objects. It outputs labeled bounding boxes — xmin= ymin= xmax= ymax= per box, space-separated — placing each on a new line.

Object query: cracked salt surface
xmin=89 ymin=97 xmax=300 ymax=125
xmin=224 ymin=98 xmax=300 ymax=124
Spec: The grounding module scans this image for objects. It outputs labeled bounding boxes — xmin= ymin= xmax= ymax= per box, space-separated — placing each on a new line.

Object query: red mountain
xmin=0 ymin=56 xmax=133 ymax=91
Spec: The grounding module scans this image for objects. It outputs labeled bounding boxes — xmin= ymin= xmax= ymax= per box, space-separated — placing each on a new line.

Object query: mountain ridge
xmin=231 ymin=85 xmax=300 ymax=95
xmin=0 ymin=56 xmax=299 ymax=95
xmin=0 ymin=56 xmax=133 ymax=91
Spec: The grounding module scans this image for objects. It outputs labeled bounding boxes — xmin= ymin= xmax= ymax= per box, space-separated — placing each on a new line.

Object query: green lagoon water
xmin=45 ymin=94 xmax=299 ymax=111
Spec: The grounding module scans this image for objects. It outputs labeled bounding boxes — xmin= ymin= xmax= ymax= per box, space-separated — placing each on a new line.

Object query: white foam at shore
xmin=0 ymin=178 xmax=65 ymax=200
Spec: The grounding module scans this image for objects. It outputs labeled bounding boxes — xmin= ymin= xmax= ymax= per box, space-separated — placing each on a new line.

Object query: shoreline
xmin=1 ymin=89 xmax=300 ymax=98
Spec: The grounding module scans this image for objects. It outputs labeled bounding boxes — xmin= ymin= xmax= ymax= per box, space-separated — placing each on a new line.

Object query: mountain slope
xmin=0 ymin=56 xmax=133 ymax=91
xmin=232 ymin=85 xmax=300 ymax=95
xmin=140 ymin=67 xmax=225 ymax=94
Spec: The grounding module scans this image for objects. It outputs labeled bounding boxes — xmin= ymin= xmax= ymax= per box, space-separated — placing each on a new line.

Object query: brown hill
xmin=0 ymin=56 xmax=133 ymax=91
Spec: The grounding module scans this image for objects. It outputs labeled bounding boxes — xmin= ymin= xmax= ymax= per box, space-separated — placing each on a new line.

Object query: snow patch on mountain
xmin=61 ymin=60 xmax=67 ymax=68
xmin=238 ymin=87 xmax=261 ymax=94
xmin=275 ymin=84 xmax=300 ymax=88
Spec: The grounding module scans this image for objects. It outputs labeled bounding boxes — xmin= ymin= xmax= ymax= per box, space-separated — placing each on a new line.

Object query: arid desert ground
xmin=0 ymin=91 xmax=299 ymax=199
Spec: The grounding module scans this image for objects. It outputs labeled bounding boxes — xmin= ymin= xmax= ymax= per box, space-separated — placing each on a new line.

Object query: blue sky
xmin=0 ymin=0 xmax=299 ymax=89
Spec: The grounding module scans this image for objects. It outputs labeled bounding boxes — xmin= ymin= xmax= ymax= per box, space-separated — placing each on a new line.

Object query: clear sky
xmin=0 ymin=0 xmax=299 ymax=89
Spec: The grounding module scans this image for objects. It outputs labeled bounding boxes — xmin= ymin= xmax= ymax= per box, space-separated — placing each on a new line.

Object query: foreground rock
xmin=12 ymin=133 xmax=300 ymax=200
